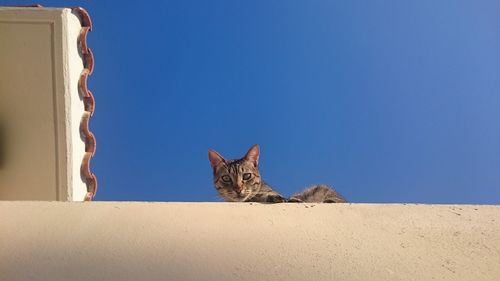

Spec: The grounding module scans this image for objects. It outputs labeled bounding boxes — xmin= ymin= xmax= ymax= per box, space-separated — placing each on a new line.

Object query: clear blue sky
xmin=7 ymin=1 xmax=499 ymax=203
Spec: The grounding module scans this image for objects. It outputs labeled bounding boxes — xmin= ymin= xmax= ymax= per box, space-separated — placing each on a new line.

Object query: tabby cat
xmin=208 ymin=145 xmax=346 ymax=203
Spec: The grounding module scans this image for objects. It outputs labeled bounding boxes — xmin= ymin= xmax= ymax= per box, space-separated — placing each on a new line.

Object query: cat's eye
xmin=221 ymin=175 xmax=231 ymax=182
xmin=242 ymin=173 xmax=252 ymax=180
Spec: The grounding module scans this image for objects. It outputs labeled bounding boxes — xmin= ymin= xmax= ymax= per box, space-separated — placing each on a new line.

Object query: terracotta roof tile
xmin=72 ymin=7 xmax=98 ymax=201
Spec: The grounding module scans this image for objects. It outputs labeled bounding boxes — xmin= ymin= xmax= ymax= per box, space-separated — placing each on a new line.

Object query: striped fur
xmin=208 ymin=145 xmax=286 ymax=203
xmin=208 ymin=145 xmax=346 ymax=203
xmin=289 ymin=184 xmax=346 ymax=203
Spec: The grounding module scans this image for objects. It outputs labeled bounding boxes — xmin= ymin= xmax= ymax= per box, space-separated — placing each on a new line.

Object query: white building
xmin=0 ymin=6 xmax=499 ymax=281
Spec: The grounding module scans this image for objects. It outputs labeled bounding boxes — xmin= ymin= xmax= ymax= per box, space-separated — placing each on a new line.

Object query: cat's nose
xmin=234 ymin=185 xmax=243 ymax=194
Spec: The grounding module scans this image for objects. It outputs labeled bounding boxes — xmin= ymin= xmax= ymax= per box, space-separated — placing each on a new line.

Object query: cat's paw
xmin=266 ymin=194 xmax=286 ymax=203
xmin=287 ymin=197 xmax=303 ymax=203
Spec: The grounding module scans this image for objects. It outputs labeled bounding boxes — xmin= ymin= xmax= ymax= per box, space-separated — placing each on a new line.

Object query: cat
xmin=208 ymin=144 xmax=286 ymax=203
xmin=208 ymin=144 xmax=346 ymax=203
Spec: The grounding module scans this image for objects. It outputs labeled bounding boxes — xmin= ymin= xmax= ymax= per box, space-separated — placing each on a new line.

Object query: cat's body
xmin=208 ymin=145 xmax=346 ymax=203
xmin=289 ymin=184 xmax=346 ymax=203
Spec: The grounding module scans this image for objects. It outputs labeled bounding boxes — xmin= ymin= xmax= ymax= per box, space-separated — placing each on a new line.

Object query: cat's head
xmin=208 ymin=145 xmax=262 ymax=202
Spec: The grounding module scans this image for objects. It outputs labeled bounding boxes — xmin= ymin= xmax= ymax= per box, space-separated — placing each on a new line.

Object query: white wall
xmin=0 ymin=7 xmax=91 ymax=201
xmin=1 ymin=202 xmax=499 ymax=281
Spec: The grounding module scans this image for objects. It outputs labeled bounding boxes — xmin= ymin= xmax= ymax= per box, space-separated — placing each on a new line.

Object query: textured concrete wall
xmin=1 ymin=202 xmax=499 ymax=281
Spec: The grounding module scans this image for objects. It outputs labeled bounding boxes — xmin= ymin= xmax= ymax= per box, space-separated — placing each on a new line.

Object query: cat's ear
xmin=244 ymin=144 xmax=260 ymax=167
xmin=208 ymin=149 xmax=226 ymax=169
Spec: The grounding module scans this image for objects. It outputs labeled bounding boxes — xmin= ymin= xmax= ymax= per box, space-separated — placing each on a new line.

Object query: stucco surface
xmin=0 ymin=8 xmax=89 ymax=201
xmin=0 ymin=202 xmax=499 ymax=281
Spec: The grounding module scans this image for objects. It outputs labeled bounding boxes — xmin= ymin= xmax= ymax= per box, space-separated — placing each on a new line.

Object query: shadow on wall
xmin=0 ymin=118 xmax=4 ymax=169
